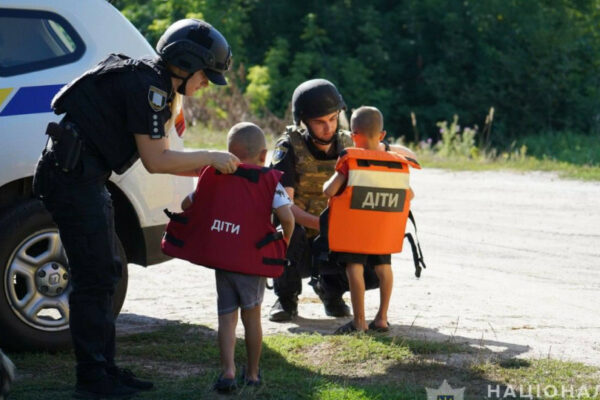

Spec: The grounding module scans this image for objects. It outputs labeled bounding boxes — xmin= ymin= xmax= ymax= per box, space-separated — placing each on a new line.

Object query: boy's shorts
xmin=332 ymin=252 xmax=391 ymax=266
xmin=215 ymin=270 xmax=266 ymax=315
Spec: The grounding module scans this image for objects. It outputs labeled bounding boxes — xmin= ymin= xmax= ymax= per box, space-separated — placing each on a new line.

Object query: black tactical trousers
xmin=274 ymin=225 xmax=346 ymax=302
xmin=34 ymin=151 xmax=121 ymax=382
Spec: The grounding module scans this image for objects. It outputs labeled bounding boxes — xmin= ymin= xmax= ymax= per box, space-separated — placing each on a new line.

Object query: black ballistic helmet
xmin=156 ymin=19 xmax=232 ymax=87
xmin=292 ymin=79 xmax=346 ymax=125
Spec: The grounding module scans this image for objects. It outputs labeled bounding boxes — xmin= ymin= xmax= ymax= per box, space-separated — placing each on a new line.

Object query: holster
xmin=45 ymin=121 xmax=83 ymax=173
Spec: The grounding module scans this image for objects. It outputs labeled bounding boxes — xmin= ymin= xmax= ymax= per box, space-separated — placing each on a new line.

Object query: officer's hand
xmin=210 ymin=151 xmax=240 ymax=174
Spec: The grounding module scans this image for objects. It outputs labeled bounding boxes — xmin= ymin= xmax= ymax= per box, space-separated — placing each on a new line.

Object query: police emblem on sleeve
xmin=272 ymin=145 xmax=288 ymax=164
xmin=148 ymin=86 xmax=167 ymax=111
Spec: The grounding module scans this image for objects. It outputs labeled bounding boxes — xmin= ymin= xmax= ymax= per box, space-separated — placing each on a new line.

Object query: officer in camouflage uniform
xmin=33 ymin=19 xmax=238 ymax=399
xmin=269 ymin=79 xmax=354 ymax=321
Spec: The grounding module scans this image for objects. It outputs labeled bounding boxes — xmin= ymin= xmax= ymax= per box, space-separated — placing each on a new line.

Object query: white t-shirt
xmin=186 ymin=182 xmax=291 ymax=210
xmin=273 ymin=182 xmax=291 ymax=209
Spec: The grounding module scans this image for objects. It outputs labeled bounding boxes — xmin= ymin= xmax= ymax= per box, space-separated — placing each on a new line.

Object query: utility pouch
xmin=45 ymin=121 xmax=83 ymax=172
xmin=32 ymin=152 xmax=55 ymax=199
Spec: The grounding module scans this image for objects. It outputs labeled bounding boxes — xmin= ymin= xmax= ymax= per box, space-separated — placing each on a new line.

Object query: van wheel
xmin=0 ymin=199 xmax=128 ymax=351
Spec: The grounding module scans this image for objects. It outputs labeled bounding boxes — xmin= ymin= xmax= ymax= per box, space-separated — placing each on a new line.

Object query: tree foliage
xmin=114 ymin=0 xmax=600 ymax=143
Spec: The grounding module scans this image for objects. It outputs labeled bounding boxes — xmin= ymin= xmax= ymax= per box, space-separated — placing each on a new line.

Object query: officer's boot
xmin=322 ymin=296 xmax=351 ymax=317
xmin=73 ymin=374 xmax=138 ymax=399
xmin=107 ymin=366 xmax=154 ymax=391
xmin=311 ymin=280 xmax=351 ymax=317
xmin=268 ymin=296 xmax=298 ymax=322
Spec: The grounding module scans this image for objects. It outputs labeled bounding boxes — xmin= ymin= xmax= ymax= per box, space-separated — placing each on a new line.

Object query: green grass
xmin=182 ymin=124 xmax=229 ymax=150
xmin=7 ymin=323 xmax=600 ymax=399
xmin=416 ymin=151 xmax=600 ymax=181
xmin=472 ymin=358 xmax=600 ymax=399
xmin=183 ymin=123 xmax=275 ymax=150
xmin=183 ymin=123 xmax=600 ymax=181
xmin=519 ymin=131 xmax=600 ymax=167
xmin=410 ymin=128 xmax=600 ymax=180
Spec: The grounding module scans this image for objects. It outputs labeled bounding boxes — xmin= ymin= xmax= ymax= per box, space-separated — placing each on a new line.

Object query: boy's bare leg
xmin=373 ymin=264 xmax=393 ymax=328
xmin=218 ymin=310 xmax=239 ymax=379
xmin=240 ymin=305 xmax=262 ymax=381
xmin=346 ymin=263 xmax=368 ymax=331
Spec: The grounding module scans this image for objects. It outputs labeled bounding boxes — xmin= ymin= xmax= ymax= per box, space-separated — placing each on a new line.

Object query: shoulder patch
xmin=148 ymin=85 xmax=167 ymax=111
xmin=272 ymin=144 xmax=289 ymax=165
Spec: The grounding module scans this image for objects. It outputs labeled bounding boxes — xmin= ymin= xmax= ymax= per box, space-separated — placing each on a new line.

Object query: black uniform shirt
xmin=57 ymin=55 xmax=174 ymax=172
xmin=94 ymin=57 xmax=173 ymax=139
xmin=270 ymin=130 xmax=341 ymax=188
xmin=124 ymin=58 xmax=174 ymax=138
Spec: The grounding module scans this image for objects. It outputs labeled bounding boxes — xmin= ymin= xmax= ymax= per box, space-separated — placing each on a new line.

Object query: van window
xmin=0 ymin=9 xmax=85 ymax=76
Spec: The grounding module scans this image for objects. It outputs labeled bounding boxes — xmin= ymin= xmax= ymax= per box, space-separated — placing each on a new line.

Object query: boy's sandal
xmin=241 ymin=367 xmax=262 ymax=387
xmin=334 ymin=321 xmax=358 ymax=334
xmin=368 ymin=321 xmax=390 ymax=333
xmin=213 ymin=373 xmax=237 ymax=393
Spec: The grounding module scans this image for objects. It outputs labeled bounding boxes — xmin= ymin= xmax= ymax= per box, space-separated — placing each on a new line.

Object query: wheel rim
xmin=4 ymin=229 xmax=71 ymax=332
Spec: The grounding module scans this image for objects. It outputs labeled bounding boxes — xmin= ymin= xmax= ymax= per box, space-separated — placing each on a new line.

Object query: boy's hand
xmin=181 ymin=193 xmax=193 ymax=210
xmin=323 ymin=171 xmax=346 ymax=198
xmin=210 ymin=151 xmax=240 ymax=174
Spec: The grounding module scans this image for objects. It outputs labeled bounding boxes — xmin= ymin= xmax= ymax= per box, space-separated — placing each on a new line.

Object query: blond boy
xmin=182 ymin=122 xmax=294 ymax=390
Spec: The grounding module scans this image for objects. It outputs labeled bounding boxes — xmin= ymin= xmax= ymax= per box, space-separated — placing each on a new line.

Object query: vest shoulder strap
xmin=337 ymin=148 xmax=421 ymax=170
xmin=52 ymin=53 xmax=154 ymax=113
xmin=286 ymin=127 xmax=304 ymax=148
xmin=214 ymin=165 xmax=280 ymax=183
xmin=337 ymin=130 xmax=353 ymax=150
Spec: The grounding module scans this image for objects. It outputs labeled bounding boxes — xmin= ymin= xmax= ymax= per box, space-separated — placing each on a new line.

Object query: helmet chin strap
xmin=303 ymin=119 xmax=339 ymax=146
xmin=169 ymin=70 xmax=193 ymax=95
xmin=308 ymin=129 xmax=336 ymax=145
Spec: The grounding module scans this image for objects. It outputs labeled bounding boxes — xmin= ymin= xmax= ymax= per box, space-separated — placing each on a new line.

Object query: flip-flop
xmin=334 ymin=321 xmax=358 ymax=334
xmin=213 ymin=373 xmax=237 ymax=393
xmin=368 ymin=321 xmax=390 ymax=333
xmin=241 ymin=367 xmax=262 ymax=387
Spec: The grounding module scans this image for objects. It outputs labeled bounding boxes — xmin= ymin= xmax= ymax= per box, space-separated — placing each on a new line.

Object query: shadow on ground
xmin=7 ymin=313 xmax=538 ymax=400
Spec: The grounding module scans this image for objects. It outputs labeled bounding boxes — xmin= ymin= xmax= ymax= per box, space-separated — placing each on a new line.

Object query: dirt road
xmin=118 ymin=168 xmax=600 ymax=366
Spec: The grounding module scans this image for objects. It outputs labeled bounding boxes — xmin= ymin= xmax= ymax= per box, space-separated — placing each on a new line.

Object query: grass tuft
xmin=7 ymin=323 xmax=600 ymax=399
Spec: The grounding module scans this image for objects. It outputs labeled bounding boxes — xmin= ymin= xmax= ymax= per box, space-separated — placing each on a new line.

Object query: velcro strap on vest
xmin=216 ymin=167 xmax=271 ymax=183
xmin=404 ymin=156 xmax=420 ymax=167
xmin=356 ymin=159 xmax=405 ymax=169
xmin=163 ymin=232 xmax=185 ymax=248
xmin=163 ymin=209 xmax=188 ymax=224
xmin=263 ymin=257 xmax=287 ymax=266
xmin=256 ymin=231 xmax=284 ymax=249
xmin=404 ymin=211 xmax=426 ymax=277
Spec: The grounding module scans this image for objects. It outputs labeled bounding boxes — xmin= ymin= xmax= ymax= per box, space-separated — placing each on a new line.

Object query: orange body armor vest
xmin=328 ymin=148 xmax=420 ymax=254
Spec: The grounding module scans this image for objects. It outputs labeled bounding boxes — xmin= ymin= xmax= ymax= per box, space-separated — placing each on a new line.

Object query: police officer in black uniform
xmin=269 ymin=79 xmax=354 ymax=321
xmin=33 ymin=19 xmax=238 ymax=399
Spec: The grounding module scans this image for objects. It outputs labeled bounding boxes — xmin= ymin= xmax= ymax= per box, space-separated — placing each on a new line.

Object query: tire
xmin=0 ymin=199 xmax=128 ymax=351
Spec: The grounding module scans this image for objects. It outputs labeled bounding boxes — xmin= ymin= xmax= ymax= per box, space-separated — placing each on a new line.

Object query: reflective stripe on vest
xmin=328 ymin=148 xmax=421 ymax=254
xmin=161 ymin=164 xmax=287 ymax=278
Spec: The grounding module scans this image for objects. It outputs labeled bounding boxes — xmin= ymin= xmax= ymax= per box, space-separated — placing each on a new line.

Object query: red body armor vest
xmin=161 ymin=164 xmax=287 ymax=278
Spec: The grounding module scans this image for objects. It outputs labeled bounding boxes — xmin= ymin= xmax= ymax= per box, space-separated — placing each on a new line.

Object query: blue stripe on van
xmin=0 ymin=84 xmax=64 ymax=116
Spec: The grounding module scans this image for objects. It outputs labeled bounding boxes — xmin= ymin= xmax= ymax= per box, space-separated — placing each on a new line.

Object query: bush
xmin=116 ymin=0 xmax=600 ymax=143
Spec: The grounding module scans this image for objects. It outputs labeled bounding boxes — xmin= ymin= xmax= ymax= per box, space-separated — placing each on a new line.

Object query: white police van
xmin=0 ymin=0 xmax=193 ymax=350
